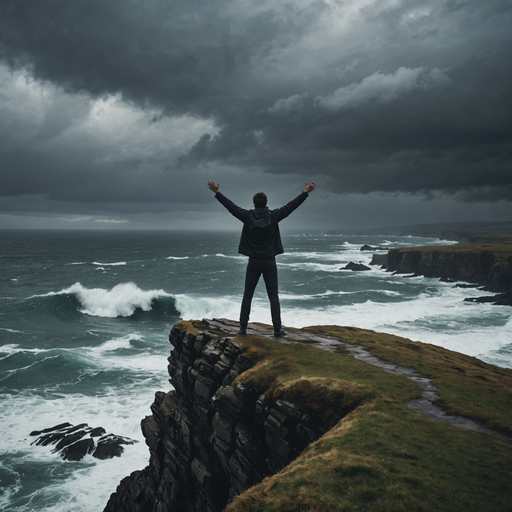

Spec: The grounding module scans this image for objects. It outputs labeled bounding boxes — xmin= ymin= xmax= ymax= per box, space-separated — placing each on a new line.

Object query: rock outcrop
xmin=464 ymin=290 xmax=512 ymax=306
xmin=386 ymin=245 xmax=512 ymax=292
xmin=360 ymin=244 xmax=386 ymax=251
xmin=341 ymin=262 xmax=371 ymax=271
xmin=30 ymin=423 xmax=137 ymax=461
xmin=104 ymin=323 xmax=336 ymax=512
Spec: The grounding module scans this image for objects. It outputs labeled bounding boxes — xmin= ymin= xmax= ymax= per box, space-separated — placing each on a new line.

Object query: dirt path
xmin=202 ymin=318 xmax=512 ymax=446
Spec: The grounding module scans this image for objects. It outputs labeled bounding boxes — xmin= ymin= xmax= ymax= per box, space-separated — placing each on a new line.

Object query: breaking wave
xmin=31 ymin=283 xmax=178 ymax=319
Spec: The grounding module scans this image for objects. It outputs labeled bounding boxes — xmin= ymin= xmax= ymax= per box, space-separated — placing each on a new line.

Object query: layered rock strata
xmin=104 ymin=324 xmax=329 ymax=512
xmin=30 ymin=422 xmax=137 ymax=461
xmin=386 ymin=245 xmax=512 ymax=292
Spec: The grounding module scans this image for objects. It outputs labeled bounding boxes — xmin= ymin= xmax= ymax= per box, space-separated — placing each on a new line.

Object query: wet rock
xmin=93 ymin=435 xmax=137 ymax=460
xmin=341 ymin=262 xmax=371 ymax=271
xmin=360 ymin=244 xmax=386 ymax=251
xmin=62 ymin=438 xmax=95 ymax=461
xmin=30 ymin=423 xmax=137 ymax=461
xmin=464 ymin=290 xmax=512 ymax=306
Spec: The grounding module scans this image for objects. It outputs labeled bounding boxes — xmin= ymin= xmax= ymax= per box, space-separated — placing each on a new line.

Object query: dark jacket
xmin=215 ymin=191 xmax=309 ymax=258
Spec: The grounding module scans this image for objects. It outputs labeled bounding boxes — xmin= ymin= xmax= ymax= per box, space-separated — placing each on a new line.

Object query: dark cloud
xmin=0 ymin=0 xmax=511 ymax=228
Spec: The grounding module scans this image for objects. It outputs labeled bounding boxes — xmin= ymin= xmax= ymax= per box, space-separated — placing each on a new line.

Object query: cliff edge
xmin=104 ymin=319 xmax=512 ymax=512
xmin=386 ymin=243 xmax=512 ymax=292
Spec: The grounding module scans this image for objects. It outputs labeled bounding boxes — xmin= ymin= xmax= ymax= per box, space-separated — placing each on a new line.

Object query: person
xmin=207 ymin=180 xmax=317 ymax=337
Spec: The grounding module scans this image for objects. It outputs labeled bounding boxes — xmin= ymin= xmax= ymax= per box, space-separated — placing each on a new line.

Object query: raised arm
xmin=305 ymin=181 xmax=317 ymax=194
xmin=207 ymin=180 xmax=247 ymax=222
xmin=207 ymin=181 xmax=219 ymax=194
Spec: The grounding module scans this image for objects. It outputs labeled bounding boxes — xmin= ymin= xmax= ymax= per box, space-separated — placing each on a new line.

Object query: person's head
xmin=253 ymin=192 xmax=267 ymax=208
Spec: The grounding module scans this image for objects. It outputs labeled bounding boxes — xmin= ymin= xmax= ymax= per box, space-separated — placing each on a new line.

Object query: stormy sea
xmin=1 ymin=229 xmax=511 ymax=511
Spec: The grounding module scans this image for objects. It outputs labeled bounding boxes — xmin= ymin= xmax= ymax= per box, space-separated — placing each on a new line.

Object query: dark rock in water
xmin=30 ymin=423 xmax=138 ymax=461
xmin=30 ymin=422 xmax=72 ymax=436
xmin=61 ymin=438 xmax=95 ymax=461
xmin=360 ymin=244 xmax=386 ymax=251
xmin=93 ymin=435 xmax=137 ymax=460
xmin=341 ymin=262 xmax=371 ymax=271
xmin=440 ymin=277 xmax=458 ymax=283
xmin=493 ymin=291 xmax=512 ymax=306
xmin=455 ymin=283 xmax=481 ymax=289
xmin=464 ymin=290 xmax=512 ymax=306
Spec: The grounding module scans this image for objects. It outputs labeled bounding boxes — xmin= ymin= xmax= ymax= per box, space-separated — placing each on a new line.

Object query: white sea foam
xmin=0 ymin=327 xmax=24 ymax=334
xmin=88 ymin=334 xmax=143 ymax=353
xmin=214 ymin=253 xmax=246 ymax=260
xmin=0 ymin=344 xmax=49 ymax=357
xmin=174 ymin=294 xmax=240 ymax=321
xmin=283 ymin=251 xmax=358 ymax=261
xmin=166 ymin=256 xmax=189 ymax=260
xmin=280 ymin=290 xmax=353 ymax=300
xmin=35 ymin=282 xmax=171 ymax=318
xmin=0 ymin=380 xmax=169 ymax=512
xmin=278 ymin=282 xmax=512 ymax=367
xmin=91 ymin=261 xmax=127 ymax=266
xmin=279 ymin=261 xmax=377 ymax=272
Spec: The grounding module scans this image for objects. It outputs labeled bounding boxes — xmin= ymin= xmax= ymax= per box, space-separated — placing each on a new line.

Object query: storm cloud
xmin=0 ymin=0 xmax=511 ymax=228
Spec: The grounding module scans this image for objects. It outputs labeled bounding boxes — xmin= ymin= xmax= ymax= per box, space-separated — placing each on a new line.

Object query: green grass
xmin=470 ymin=234 xmax=512 ymax=244
xmin=201 ymin=324 xmax=512 ymax=512
xmin=307 ymin=325 xmax=512 ymax=436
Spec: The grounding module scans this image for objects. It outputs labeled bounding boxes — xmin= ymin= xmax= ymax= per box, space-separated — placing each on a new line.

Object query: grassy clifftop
xmin=210 ymin=324 xmax=512 ymax=512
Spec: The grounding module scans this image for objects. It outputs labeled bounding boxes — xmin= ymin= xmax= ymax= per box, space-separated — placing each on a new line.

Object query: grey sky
xmin=0 ymin=0 xmax=511 ymax=230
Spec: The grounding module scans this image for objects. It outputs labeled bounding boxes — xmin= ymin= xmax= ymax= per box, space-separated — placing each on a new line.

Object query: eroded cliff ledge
xmin=104 ymin=319 xmax=512 ymax=512
xmin=104 ymin=321 xmax=365 ymax=512
xmin=386 ymin=243 xmax=512 ymax=292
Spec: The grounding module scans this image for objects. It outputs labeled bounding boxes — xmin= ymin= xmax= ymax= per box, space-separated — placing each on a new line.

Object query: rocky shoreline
xmin=364 ymin=243 xmax=512 ymax=305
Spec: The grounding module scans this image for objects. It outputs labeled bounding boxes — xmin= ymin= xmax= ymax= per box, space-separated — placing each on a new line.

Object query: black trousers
xmin=240 ymin=257 xmax=281 ymax=331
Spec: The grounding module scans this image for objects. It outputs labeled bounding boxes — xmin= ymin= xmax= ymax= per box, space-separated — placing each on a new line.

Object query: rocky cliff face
xmin=387 ymin=246 xmax=512 ymax=292
xmin=104 ymin=323 xmax=330 ymax=512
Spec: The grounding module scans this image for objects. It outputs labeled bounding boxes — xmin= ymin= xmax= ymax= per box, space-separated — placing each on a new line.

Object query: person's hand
xmin=207 ymin=181 xmax=219 ymax=194
xmin=305 ymin=181 xmax=317 ymax=193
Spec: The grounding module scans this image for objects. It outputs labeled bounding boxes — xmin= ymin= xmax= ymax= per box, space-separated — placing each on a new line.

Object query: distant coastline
xmin=327 ymin=221 xmax=512 ymax=243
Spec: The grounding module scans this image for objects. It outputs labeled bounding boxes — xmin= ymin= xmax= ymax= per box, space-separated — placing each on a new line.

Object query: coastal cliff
xmin=104 ymin=321 xmax=360 ymax=512
xmin=104 ymin=319 xmax=512 ymax=512
xmin=386 ymin=244 xmax=512 ymax=292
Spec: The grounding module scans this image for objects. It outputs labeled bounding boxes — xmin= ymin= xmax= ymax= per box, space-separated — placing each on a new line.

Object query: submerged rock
xmin=30 ymin=423 xmax=137 ymax=461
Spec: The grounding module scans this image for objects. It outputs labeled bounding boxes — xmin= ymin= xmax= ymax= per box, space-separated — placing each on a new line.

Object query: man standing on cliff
xmin=207 ymin=180 xmax=317 ymax=337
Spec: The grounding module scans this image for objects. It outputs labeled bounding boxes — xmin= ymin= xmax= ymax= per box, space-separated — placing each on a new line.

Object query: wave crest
xmin=37 ymin=282 xmax=173 ymax=318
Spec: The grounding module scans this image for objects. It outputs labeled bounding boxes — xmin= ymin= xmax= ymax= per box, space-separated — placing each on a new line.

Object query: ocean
xmin=1 ymin=229 xmax=511 ymax=511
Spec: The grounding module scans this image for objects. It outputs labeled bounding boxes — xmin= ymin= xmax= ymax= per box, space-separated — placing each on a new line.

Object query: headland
xmin=104 ymin=318 xmax=512 ymax=512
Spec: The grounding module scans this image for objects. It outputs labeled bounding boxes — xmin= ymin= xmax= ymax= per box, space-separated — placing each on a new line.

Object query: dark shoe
xmin=274 ymin=329 xmax=287 ymax=337
xmin=237 ymin=329 xmax=247 ymax=336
